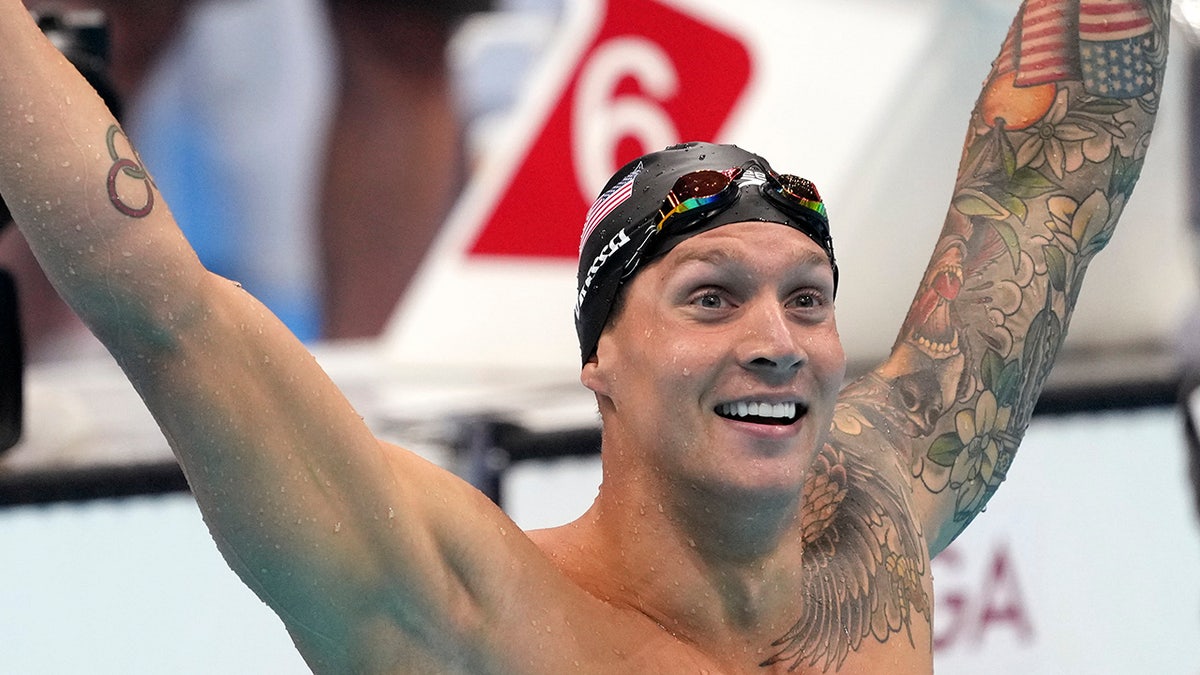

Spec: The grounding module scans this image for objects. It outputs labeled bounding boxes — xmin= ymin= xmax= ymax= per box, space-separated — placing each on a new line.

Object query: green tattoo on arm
xmin=901 ymin=0 xmax=1170 ymax=539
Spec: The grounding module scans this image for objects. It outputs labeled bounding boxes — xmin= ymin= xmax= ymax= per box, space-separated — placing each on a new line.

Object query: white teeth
xmin=719 ymin=401 xmax=797 ymax=420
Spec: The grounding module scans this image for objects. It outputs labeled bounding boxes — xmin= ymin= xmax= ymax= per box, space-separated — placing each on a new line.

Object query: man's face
xmin=582 ymin=221 xmax=846 ymax=497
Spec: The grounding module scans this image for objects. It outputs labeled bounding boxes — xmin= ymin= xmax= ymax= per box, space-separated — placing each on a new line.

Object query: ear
xmin=580 ymin=336 xmax=614 ymax=398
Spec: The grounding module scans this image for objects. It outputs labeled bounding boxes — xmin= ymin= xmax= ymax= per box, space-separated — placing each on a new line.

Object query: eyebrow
xmin=668 ymin=244 xmax=830 ymax=271
xmin=668 ymin=248 xmax=739 ymax=269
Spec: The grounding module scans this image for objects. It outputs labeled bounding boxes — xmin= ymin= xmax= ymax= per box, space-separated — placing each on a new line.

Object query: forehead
xmin=653 ymin=221 xmax=833 ymax=275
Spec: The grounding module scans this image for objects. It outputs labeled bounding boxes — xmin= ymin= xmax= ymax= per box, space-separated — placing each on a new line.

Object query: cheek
xmin=807 ymin=327 xmax=847 ymax=391
xmin=656 ymin=330 xmax=724 ymax=385
xmin=585 ymin=320 xmax=690 ymax=401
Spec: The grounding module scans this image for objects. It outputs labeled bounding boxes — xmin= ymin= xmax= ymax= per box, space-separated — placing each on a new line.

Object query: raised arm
xmin=0 ymin=5 xmax=592 ymax=670
xmin=838 ymin=0 xmax=1171 ymax=553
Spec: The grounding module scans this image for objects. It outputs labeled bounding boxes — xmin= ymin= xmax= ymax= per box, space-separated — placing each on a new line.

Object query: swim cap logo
xmin=579 ymin=163 xmax=642 ymax=253
xmin=736 ymin=168 xmax=767 ymax=188
xmin=575 ymin=228 xmax=633 ymax=318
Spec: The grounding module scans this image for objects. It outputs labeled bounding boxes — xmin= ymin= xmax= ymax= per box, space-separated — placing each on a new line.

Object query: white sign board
xmin=384 ymin=0 xmax=1194 ymax=383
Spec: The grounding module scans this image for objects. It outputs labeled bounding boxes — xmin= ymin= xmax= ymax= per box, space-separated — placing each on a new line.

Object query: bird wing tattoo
xmin=762 ymin=403 xmax=930 ymax=672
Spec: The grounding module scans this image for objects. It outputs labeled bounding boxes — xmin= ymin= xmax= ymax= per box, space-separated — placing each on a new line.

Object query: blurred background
xmin=0 ymin=0 xmax=1198 ymax=672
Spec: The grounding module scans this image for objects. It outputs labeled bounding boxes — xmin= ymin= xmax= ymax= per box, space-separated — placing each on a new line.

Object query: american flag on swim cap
xmin=579 ymin=162 xmax=642 ymax=252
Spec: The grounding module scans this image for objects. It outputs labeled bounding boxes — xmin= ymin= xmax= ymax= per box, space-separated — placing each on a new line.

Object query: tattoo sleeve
xmin=888 ymin=0 xmax=1171 ymax=549
xmin=781 ymin=3 xmax=1172 ymax=668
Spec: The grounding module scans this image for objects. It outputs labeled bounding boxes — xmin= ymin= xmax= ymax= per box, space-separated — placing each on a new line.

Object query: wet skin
xmin=582 ymin=220 xmax=847 ymax=503
xmin=518 ymin=221 xmax=868 ymax=671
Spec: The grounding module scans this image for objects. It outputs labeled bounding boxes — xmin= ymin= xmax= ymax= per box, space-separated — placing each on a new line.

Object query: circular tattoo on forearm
xmin=105 ymin=126 xmax=154 ymax=218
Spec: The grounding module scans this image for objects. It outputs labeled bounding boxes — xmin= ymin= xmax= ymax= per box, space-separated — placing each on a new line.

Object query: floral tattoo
xmin=777 ymin=0 xmax=1169 ymax=670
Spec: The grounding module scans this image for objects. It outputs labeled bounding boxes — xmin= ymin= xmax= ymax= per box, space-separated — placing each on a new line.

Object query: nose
xmin=737 ymin=300 xmax=805 ymax=377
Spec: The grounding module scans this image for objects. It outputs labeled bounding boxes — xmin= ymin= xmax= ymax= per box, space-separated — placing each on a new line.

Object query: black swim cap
xmin=574 ymin=142 xmax=837 ymax=364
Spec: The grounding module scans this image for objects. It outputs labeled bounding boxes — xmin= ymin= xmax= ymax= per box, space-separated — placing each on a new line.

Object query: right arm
xmin=0 ymin=5 xmax=617 ymax=669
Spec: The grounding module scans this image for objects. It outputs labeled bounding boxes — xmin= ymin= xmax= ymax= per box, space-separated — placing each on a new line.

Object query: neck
xmin=593 ymin=416 xmax=808 ymax=561
xmin=658 ymin=476 xmax=802 ymax=565
xmin=553 ymin=445 xmax=809 ymax=642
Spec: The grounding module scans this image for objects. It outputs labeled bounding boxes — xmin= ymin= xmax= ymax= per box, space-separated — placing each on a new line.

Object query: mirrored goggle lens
xmin=655 ymin=169 xmax=740 ymax=232
xmin=772 ymin=174 xmax=826 ymax=219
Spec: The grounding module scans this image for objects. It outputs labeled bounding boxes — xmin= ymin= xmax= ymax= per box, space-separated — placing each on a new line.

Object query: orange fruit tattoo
xmin=979 ymin=71 xmax=1057 ymax=131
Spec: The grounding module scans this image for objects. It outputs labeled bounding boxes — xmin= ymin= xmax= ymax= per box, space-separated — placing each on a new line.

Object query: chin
xmin=690 ymin=450 xmax=814 ymax=503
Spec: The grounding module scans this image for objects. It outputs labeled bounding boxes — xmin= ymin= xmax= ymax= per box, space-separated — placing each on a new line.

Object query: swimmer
xmin=0 ymin=1 xmax=1171 ymax=672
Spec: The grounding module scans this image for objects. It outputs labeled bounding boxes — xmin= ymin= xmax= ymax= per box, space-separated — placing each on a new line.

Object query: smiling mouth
xmin=715 ymin=401 xmax=806 ymax=426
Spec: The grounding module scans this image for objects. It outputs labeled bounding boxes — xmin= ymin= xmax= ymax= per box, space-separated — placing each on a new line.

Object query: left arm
xmin=777 ymin=3 xmax=1171 ymax=670
xmin=901 ymin=0 xmax=1169 ymax=552
xmin=848 ymin=0 xmax=1172 ymax=553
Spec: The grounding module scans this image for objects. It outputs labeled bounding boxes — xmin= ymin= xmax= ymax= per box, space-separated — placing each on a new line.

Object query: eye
xmin=692 ymin=290 xmax=727 ymax=309
xmin=787 ymin=289 xmax=827 ymax=310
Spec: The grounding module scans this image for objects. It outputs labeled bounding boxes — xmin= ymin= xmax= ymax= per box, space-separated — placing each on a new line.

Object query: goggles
xmin=626 ymin=166 xmax=835 ymax=279
xmin=656 ymin=167 xmax=827 ymax=226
